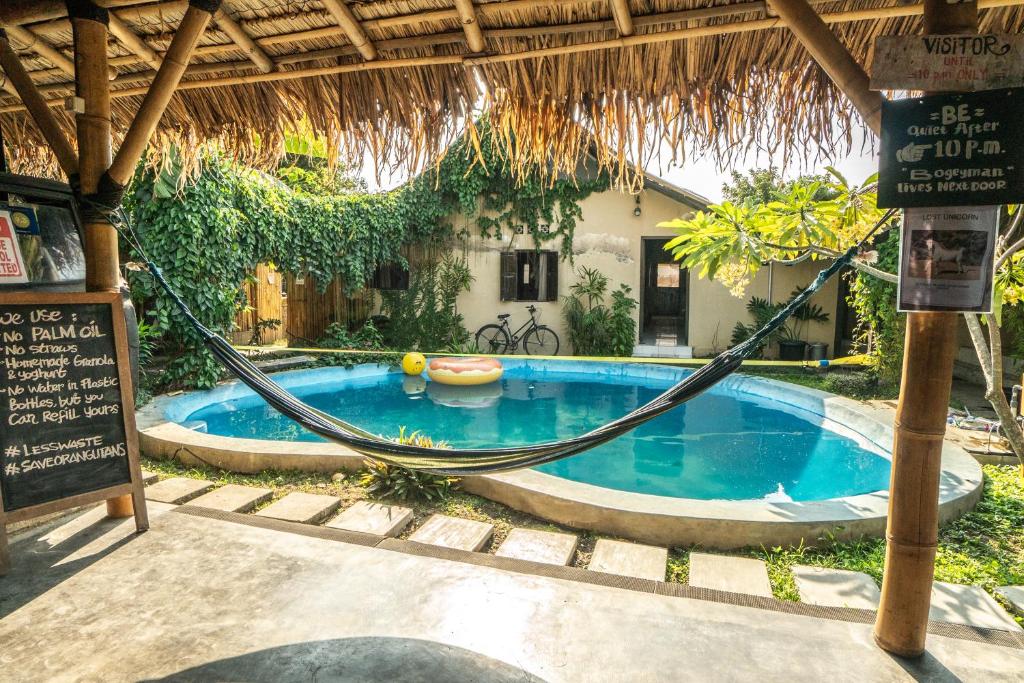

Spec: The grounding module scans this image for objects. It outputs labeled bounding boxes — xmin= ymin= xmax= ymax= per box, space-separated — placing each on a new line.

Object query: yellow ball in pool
xmin=402 ymin=352 xmax=426 ymax=375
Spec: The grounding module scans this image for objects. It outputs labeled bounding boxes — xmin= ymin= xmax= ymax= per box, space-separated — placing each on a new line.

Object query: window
xmin=500 ymin=250 xmax=558 ymax=302
xmin=656 ymin=263 xmax=680 ymax=288
xmin=369 ymin=262 xmax=409 ymax=290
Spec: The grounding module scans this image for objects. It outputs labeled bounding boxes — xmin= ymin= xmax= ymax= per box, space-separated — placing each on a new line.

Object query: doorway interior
xmin=640 ymin=237 xmax=688 ymax=346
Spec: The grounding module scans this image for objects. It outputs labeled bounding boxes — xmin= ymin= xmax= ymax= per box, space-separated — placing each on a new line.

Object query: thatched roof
xmin=2 ymin=0 xmax=1023 ymax=183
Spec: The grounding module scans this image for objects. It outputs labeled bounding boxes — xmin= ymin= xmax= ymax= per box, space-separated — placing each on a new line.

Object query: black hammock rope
xmin=118 ymin=209 xmax=894 ymax=475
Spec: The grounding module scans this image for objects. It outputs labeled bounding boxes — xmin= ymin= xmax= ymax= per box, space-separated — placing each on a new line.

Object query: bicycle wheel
xmin=523 ymin=325 xmax=560 ymax=356
xmin=475 ymin=324 xmax=510 ymax=354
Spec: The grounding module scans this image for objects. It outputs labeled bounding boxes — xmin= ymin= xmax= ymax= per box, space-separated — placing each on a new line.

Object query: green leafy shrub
xmin=731 ymin=288 xmax=830 ymax=356
xmin=562 ymin=266 xmax=638 ymax=356
xmin=848 ymin=235 xmax=904 ymax=384
xmin=316 ymin=320 xmax=393 ymax=368
xmin=821 ymin=370 xmax=899 ymax=400
xmin=359 ymin=429 xmax=458 ymax=502
xmin=379 ymin=255 xmax=473 ymax=352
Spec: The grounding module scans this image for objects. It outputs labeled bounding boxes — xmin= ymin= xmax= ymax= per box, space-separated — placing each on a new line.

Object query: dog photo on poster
xmin=897 ymin=207 xmax=998 ymax=313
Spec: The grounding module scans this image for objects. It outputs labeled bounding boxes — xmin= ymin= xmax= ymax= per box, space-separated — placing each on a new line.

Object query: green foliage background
xmin=124 ymin=123 xmax=605 ymax=388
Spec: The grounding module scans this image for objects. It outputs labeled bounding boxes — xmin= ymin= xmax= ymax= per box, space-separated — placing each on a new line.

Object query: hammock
xmin=141 ymin=244 xmax=862 ymax=475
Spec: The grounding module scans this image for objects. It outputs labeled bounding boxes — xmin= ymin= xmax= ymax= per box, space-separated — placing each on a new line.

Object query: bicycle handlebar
xmin=526 ymin=305 xmax=537 ymax=313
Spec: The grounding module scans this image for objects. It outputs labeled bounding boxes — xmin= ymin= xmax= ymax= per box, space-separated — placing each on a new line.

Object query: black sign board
xmin=0 ymin=292 xmax=147 ymax=572
xmin=878 ymin=88 xmax=1024 ymax=208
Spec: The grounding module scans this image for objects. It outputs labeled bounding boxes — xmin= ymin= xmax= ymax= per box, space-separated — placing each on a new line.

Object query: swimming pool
xmin=141 ymin=359 xmax=982 ymax=548
xmin=179 ymin=362 xmax=890 ymax=502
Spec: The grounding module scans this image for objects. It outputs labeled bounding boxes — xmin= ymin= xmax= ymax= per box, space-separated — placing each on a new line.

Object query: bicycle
xmin=475 ymin=305 xmax=560 ymax=356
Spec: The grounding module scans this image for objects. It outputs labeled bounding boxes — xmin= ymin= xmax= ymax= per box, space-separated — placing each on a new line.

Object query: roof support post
xmin=107 ymin=2 xmax=216 ymax=186
xmin=454 ymin=0 xmax=486 ymax=52
xmin=0 ymin=29 xmax=78 ymax=177
xmin=320 ymin=0 xmax=377 ymax=61
xmin=766 ymin=0 xmax=882 ymax=134
xmin=609 ymin=0 xmax=635 ymax=36
xmin=69 ymin=0 xmax=136 ymax=519
xmin=873 ymin=0 xmax=978 ymax=658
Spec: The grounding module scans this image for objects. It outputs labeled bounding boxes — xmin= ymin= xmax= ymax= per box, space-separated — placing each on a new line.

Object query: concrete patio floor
xmin=1 ymin=504 xmax=1022 ymax=682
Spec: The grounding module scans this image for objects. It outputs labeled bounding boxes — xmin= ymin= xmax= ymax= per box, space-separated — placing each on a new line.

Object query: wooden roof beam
xmin=4 ymin=25 xmax=76 ymax=77
xmin=0 ymin=29 xmax=78 ymax=176
xmin=609 ymin=0 xmax=635 ymax=36
xmin=320 ymin=0 xmax=376 ymax=61
xmin=454 ymin=0 xmax=486 ymax=53
xmin=214 ymin=6 xmax=274 ymax=73
xmin=766 ymin=0 xmax=881 ymax=134
xmin=108 ymin=10 xmax=163 ymax=71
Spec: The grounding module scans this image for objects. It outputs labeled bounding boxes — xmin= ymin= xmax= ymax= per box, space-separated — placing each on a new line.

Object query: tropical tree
xmin=659 ymin=169 xmax=1024 ymax=465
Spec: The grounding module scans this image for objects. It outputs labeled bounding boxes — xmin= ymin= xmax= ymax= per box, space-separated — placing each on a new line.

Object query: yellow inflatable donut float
xmin=426 ymin=357 xmax=503 ymax=386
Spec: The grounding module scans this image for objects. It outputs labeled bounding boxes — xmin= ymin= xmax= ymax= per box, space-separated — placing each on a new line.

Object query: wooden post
xmin=71 ymin=2 xmax=134 ymax=519
xmin=767 ymin=0 xmax=883 ymax=134
xmin=0 ymin=30 xmax=79 ymax=178
xmin=873 ymin=0 xmax=978 ymax=658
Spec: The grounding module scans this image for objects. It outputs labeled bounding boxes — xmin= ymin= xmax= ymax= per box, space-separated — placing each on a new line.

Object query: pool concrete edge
xmin=137 ymin=386 xmax=984 ymax=550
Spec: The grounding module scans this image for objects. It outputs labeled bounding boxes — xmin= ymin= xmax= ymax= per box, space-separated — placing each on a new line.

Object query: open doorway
xmin=641 ymin=237 xmax=688 ymax=346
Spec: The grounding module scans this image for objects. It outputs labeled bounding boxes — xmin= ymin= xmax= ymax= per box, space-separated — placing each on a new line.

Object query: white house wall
xmin=452 ymin=185 xmax=840 ymax=358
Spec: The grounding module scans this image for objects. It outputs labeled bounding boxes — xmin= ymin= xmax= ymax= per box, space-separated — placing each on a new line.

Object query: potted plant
xmin=776 ymin=287 xmax=831 ymax=361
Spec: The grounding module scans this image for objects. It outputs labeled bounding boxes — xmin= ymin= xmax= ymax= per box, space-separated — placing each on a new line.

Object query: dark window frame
xmin=500 ymin=249 xmax=558 ymax=302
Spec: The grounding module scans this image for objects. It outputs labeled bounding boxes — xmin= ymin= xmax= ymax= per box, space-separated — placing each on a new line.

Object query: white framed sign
xmin=897 ymin=206 xmax=998 ymax=313
xmin=0 ymin=211 xmax=28 ymax=285
xmin=871 ymin=33 xmax=1024 ymax=92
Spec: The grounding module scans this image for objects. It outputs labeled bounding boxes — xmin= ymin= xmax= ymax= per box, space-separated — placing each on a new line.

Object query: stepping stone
xmin=141 ymin=471 xmax=159 ymax=485
xmin=408 ymin=514 xmax=493 ymax=552
xmin=588 ymin=539 xmax=667 ymax=581
xmin=930 ymin=582 xmax=1022 ymax=632
xmin=254 ymin=492 xmax=340 ymax=524
xmin=495 ymin=528 xmax=578 ymax=566
xmin=996 ymin=586 xmax=1024 ymax=616
xmin=144 ymin=477 xmax=214 ymax=504
xmin=791 ymin=565 xmax=880 ymax=609
xmin=185 ymin=484 xmax=273 ymax=513
xmin=326 ymin=501 xmax=413 ymax=537
xmin=688 ymin=552 xmax=773 ymax=597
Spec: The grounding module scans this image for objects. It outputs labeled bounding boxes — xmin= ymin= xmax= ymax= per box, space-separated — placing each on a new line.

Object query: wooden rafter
xmin=609 ymin=0 xmax=635 ymax=36
xmin=108 ymin=10 xmax=163 ymax=71
xmin=320 ymin=0 xmax=377 ymax=61
xmin=454 ymin=0 xmax=486 ymax=53
xmin=2 ymin=0 xmax=1023 ymax=114
xmin=4 ymin=25 xmax=76 ymax=77
xmin=214 ymin=5 xmax=274 ymax=73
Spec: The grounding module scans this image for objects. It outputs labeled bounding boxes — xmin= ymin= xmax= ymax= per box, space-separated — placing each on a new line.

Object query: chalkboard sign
xmin=0 ymin=292 xmax=147 ymax=572
xmin=878 ymin=88 xmax=1024 ymax=208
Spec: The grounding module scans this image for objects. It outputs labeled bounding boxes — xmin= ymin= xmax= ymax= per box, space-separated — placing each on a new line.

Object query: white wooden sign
xmin=897 ymin=206 xmax=998 ymax=313
xmin=871 ymin=34 xmax=1024 ymax=92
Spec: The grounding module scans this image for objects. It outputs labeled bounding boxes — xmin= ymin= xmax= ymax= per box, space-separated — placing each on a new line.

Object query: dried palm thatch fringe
xmin=1 ymin=1 xmax=1022 ymax=186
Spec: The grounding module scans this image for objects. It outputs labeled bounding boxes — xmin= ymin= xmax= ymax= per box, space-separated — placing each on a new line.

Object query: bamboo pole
xmin=214 ymin=7 xmax=274 ymax=73
xmin=764 ymin=0 xmax=882 ymax=133
xmin=320 ymin=0 xmax=377 ymax=61
xmin=108 ymin=10 xmax=163 ymax=71
xmin=70 ymin=4 xmax=134 ymax=520
xmin=2 ymin=0 xmax=1021 ymax=114
xmin=610 ymin=0 xmax=635 ymax=36
xmin=107 ymin=5 xmax=214 ymax=186
xmin=873 ymin=0 xmax=977 ymax=658
xmin=454 ymin=0 xmax=486 ymax=53
xmin=0 ymin=30 xmax=78 ymax=177
xmin=4 ymin=25 xmax=77 ymax=77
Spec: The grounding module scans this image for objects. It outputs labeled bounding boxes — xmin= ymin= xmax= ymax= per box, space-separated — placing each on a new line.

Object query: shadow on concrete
xmin=0 ymin=507 xmax=141 ymax=620
xmin=141 ymin=637 xmax=548 ymax=682
xmin=887 ymin=650 xmax=963 ymax=682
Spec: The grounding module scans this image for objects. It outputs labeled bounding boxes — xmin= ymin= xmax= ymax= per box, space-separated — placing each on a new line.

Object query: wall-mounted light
xmin=633 ymin=195 xmax=642 ymax=217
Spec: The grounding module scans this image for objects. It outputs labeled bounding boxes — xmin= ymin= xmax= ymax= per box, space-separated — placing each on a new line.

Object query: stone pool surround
xmin=137 ymin=361 xmax=984 ymax=549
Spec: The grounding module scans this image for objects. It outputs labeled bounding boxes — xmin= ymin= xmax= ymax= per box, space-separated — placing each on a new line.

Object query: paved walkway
xmin=1 ymin=505 xmax=1022 ymax=682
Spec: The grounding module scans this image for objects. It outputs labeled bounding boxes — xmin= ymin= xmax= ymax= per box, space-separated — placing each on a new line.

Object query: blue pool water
xmin=176 ymin=362 xmax=891 ymax=502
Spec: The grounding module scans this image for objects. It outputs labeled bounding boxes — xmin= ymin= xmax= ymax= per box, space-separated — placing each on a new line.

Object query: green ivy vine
xmin=124 ymin=122 xmax=606 ymax=389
